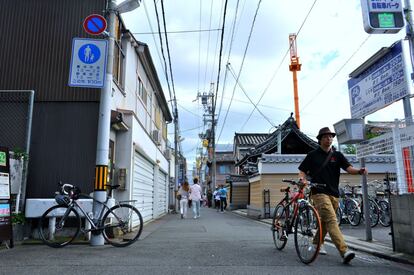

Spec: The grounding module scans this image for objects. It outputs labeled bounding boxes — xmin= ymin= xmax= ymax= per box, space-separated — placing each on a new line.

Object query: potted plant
xmin=11 ymin=212 xmax=26 ymax=241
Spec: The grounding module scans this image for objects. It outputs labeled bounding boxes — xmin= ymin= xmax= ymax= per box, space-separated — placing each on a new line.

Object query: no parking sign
xmin=68 ymin=38 xmax=108 ymax=88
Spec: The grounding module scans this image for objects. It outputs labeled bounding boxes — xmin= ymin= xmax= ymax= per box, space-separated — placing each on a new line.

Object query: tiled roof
xmin=216 ymin=143 xmax=234 ymax=152
xmin=260 ymin=154 xmax=395 ymax=164
xmin=236 ymin=115 xmax=318 ymax=167
xmin=226 ymin=174 xmax=249 ymax=183
xmin=234 ymin=133 xmax=269 ymax=147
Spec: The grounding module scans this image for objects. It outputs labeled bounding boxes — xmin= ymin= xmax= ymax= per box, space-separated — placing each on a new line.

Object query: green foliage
xmin=343 ymin=144 xmax=356 ymax=154
xmin=366 ymin=131 xmax=381 ymax=139
xmin=11 ymin=212 xmax=26 ymax=224
xmin=11 ymin=148 xmax=29 ymax=161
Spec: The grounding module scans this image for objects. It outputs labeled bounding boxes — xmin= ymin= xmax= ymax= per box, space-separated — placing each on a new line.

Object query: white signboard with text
xmin=348 ymin=40 xmax=411 ymax=118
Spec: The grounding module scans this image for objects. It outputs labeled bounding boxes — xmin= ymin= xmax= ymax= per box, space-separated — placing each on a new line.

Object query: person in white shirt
xmin=189 ymin=178 xmax=202 ymax=219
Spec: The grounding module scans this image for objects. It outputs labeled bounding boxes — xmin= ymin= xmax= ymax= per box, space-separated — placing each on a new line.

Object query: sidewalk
xmin=232 ymin=209 xmax=414 ymax=265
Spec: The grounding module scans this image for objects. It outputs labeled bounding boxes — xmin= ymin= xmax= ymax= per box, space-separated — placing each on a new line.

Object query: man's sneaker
xmin=319 ymin=244 xmax=327 ymax=255
xmin=343 ymin=250 xmax=355 ymax=264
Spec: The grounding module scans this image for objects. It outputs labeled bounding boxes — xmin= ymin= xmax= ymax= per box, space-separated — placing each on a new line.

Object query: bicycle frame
xmin=276 ymin=186 xmax=308 ymax=233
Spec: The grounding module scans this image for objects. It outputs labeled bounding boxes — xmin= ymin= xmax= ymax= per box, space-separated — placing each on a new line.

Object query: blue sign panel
xmin=348 ymin=40 xmax=411 ymax=119
xmin=69 ymin=38 xmax=108 ymax=88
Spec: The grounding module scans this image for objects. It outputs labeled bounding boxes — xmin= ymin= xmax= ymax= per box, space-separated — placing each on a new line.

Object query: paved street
xmin=1 ymin=207 xmax=413 ymax=275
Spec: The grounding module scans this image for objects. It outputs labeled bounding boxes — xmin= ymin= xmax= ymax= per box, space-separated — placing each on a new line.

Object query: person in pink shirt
xmin=189 ymin=178 xmax=202 ymax=219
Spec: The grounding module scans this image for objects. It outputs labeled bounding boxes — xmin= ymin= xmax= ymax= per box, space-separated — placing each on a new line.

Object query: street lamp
xmin=116 ymin=0 xmax=141 ymax=14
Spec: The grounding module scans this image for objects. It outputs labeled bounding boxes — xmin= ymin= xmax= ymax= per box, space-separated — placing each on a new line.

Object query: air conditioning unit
xmin=152 ymin=129 xmax=162 ymax=145
xmin=164 ymin=149 xmax=171 ymax=160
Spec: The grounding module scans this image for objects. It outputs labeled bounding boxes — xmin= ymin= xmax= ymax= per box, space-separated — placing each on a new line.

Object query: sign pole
xmin=90 ymin=2 xmax=116 ymax=246
xmin=403 ymin=0 xmax=414 ymax=124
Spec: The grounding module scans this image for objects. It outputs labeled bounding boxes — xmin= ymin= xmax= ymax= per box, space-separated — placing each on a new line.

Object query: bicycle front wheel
xmin=294 ymin=204 xmax=322 ymax=264
xmin=272 ymin=204 xmax=288 ymax=250
xmin=102 ymin=204 xmax=143 ymax=247
xmin=38 ymin=205 xmax=81 ymax=248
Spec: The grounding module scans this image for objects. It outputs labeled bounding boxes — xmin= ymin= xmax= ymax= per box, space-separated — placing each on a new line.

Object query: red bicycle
xmin=271 ymin=179 xmax=324 ymax=264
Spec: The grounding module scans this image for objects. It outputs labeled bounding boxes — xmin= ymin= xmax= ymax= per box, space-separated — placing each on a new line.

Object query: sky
xmin=120 ymin=0 xmax=413 ymax=167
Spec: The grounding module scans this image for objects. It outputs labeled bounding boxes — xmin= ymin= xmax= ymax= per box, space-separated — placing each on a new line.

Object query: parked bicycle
xmin=336 ymin=185 xmax=362 ymax=226
xmin=38 ymin=182 xmax=143 ymax=248
xmin=271 ymin=179 xmax=324 ymax=264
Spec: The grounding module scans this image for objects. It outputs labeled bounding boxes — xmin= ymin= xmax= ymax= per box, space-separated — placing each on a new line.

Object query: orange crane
xmin=289 ymin=33 xmax=302 ymax=128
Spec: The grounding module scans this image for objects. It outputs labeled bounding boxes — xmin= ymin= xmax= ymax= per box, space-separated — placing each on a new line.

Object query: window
xmin=138 ymin=79 xmax=147 ymax=106
xmin=113 ymin=17 xmax=125 ymax=89
xmin=218 ymin=164 xmax=231 ymax=174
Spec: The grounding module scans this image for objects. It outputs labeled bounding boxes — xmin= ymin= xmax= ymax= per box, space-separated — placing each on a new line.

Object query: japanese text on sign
xmin=348 ymin=40 xmax=410 ymax=119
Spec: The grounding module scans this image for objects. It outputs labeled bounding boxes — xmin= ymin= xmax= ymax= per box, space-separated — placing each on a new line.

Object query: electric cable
xmin=216 ymin=0 xmax=262 ymax=143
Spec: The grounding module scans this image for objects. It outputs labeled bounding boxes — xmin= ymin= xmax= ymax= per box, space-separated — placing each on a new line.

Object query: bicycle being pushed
xmin=38 ymin=182 xmax=143 ymax=248
xmin=271 ymin=179 xmax=325 ymax=264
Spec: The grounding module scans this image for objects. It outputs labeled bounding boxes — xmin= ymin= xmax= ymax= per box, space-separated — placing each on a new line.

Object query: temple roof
xmin=234 ymin=133 xmax=269 ymax=147
xmin=236 ymin=115 xmax=318 ymax=168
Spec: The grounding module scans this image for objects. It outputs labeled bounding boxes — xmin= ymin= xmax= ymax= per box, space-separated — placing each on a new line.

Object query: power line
xmin=239 ymin=0 xmax=318 ymax=130
xmin=227 ymin=63 xmax=275 ymax=127
xmin=132 ymin=28 xmax=221 ymax=35
xmin=217 ymin=0 xmax=262 ymax=142
xmin=152 ymin=0 xmax=173 ymax=110
xmin=216 ymin=0 xmax=241 ymax=125
xmin=301 ymin=34 xmax=371 ymax=112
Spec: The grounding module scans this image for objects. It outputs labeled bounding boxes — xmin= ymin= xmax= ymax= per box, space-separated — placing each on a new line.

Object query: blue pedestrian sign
xmin=69 ymin=38 xmax=108 ymax=88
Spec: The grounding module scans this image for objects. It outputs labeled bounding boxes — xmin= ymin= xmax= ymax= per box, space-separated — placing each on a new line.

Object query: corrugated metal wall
xmin=0 ymin=0 xmax=106 ymax=101
xmin=27 ymin=102 xmax=99 ymax=198
xmin=0 ymin=0 xmax=107 ymax=198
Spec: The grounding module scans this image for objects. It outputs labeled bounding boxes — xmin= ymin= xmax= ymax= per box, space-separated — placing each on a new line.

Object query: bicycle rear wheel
xmin=272 ymin=204 xmax=288 ymax=250
xmin=345 ymin=199 xmax=361 ymax=226
xmin=102 ymin=204 xmax=143 ymax=247
xmin=38 ymin=205 xmax=81 ymax=248
xmin=378 ymin=200 xmax=391 ymax=227
xmin=367 ymin=199 xmax=380 ymax=228
xmin=294 ymin=204 xmax=322 ymax=264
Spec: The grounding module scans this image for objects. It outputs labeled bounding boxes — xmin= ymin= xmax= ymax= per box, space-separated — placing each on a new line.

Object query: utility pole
xmin=91 ymin=0 xmax=116 ymax=246
xmin=211 ymin=93 xmax=216 ymax=191
xmin=91 ymin=0 xmax=140 ymax=246
xmin=174 ymin=107 xmax=179 ymax=213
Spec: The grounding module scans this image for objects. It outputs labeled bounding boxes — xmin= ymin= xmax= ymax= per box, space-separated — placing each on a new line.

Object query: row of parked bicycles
xmin=336 ymin=181 xmax=392 ymax=228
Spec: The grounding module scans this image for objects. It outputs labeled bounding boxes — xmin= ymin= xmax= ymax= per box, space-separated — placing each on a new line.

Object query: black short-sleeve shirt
xmin=298 ymin=147 xmax=351 ymax=197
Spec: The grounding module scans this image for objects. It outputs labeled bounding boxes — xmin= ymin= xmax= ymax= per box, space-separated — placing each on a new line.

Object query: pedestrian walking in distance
xmin=189 ymin=178 xmax=202 ymax=219
xmin=298 ymin=127 xmax=367 ymax=264
xmin=178 ymin=181 xmax=190 ymax=219
xmin=213 ymin=186 xmax=221 ymax=212
xmin=219 ymin=185 xmax=227 ymax=212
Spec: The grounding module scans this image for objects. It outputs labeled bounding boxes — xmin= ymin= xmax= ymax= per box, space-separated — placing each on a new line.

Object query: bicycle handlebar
xmin=282 ymin=179 xmax=326 ymax=189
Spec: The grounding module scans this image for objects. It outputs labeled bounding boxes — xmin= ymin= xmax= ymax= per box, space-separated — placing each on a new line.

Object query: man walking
xmin=190 ymin=178 xmax=202 ymax=219
xmin=298 ymin=127 xmax=367 ymax=264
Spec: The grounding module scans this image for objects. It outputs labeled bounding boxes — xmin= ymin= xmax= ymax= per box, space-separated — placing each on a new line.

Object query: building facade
xmin=0 ymin=0 xmax=173 ymax=224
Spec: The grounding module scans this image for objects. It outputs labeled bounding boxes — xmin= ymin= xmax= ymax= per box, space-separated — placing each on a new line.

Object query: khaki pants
xmin=311 ymin=193 xmax=347 ymax=256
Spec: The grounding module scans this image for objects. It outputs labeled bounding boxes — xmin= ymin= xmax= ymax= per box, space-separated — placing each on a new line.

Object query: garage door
xmin=133 ymin=152 xmax=154 ymax=223
xmin=156 ymin=170 xmax=168 ymax=217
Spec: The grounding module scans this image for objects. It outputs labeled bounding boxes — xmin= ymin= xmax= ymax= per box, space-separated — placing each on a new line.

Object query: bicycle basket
xmin=55 ymin=194 xmax=70 ymax=206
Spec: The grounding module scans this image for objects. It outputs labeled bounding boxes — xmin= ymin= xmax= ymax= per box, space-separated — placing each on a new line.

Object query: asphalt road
xmin=0 ymin=207 xmax=412 ymax=275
